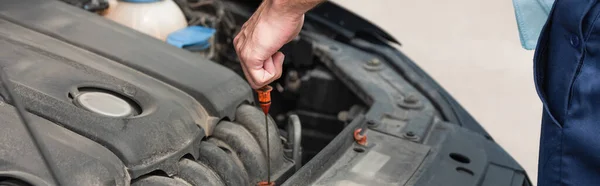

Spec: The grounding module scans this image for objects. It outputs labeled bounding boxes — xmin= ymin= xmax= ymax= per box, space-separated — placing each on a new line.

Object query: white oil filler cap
xmin=75 ymin=91 xmax=133 ymax=117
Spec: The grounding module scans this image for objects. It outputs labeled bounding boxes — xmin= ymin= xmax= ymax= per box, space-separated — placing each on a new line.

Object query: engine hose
xmin=197 ymin=142 xmax=249 ymax=186
xmin=131 ymin=176 xmax=189 ymax=186
xmin=176 ymin=159 xmax=225 ymax=186
xmin=287 ymin=114 xmax=302 ymax=171
xmin=234 ymin=105 xmax=285 ymax=170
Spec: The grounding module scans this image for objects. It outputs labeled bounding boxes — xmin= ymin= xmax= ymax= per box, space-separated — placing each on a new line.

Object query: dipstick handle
xmin=256 ymin=85 xmax=273 ymax=114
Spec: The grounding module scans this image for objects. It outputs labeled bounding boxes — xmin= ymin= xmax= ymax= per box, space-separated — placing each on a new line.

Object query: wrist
xmin=269 ymin=0 xmax=309 ymax=18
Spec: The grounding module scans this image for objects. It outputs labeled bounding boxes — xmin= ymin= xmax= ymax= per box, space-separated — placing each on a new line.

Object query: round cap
xmin=75 ymin=91 xmax=133 ymax=117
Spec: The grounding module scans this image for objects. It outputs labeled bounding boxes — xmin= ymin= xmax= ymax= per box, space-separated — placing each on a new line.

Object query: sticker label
xmin=350 ymin=150 xmax=391 ymax=178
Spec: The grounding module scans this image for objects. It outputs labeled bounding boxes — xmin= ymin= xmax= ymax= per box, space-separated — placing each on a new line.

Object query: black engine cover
xmin=0 ymin=0 xmax=253 ymax=184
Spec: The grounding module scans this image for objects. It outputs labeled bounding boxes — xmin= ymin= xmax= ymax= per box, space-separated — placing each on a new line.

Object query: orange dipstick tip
xmin=256 ymin=85 xmax=273 ymax=114
xmin=258 ymin=181 xmax=275 ymax=186
xmin=353 ymin=128 xmax=367 ymax=146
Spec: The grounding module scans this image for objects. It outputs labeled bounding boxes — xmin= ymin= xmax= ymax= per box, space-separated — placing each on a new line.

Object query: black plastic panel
xmin=282 ymin=32 xmax=530 ymax=185
xmin=412 ymin=122 xmax=525 ymax=186
xmin=0 ymin=103 xmax=128 ymax=186
xmin=0 ymin=0 xmax=262 ymax=181
xmin=313 ymin=130 xmax=430 ymax=185
xmin=0 ymin=18 xmax=205 ymax=178
xmin=349 ymin=39 xmax=491 ymax=140
xmin=0 ymin=0 xmax=252 ymax=119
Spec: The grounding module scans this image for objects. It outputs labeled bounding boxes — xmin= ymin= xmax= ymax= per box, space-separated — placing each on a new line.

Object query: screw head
xmin=396 ymin=94 xmax=424 ymax=109
xmin=404 ymin=94 xmax=419 ymax=104
xmin=337 ymin=111 xmax=349 ymax=121
xmin=363 ymin=58 xmax=384 ymax=71
xmin=276 ymin=114 xmax=286 ymax=121
xmin=368 ymin=58 xmax=381 ymax=66
xmin=288 ymin=71 xmax=299 ymax=81
xmin=329 ymin=45 xmax=340 ymax=51
xmin=403 ymin=131 xmax=418 ymax=140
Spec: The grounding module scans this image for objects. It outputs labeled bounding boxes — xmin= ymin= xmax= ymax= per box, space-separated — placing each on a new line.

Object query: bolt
xmin=403 ymin=131 xmax=418 ymax=140
xmin=289 ymin=71 xmax=299 ymax=81
xmin=367 ymin=58 xmax=381 ymax=66
xmin=276 ymin=114 xmax=286 ymax=121
xmin=404 ymin=94 xmax=419 ymax=104
xmin=285 ymin=70 xmax=302 ymax=92
xmin=329 ymin=45 xmax=340 ymax=52
xmin=337 ymin=111 xmax=349 ymax=122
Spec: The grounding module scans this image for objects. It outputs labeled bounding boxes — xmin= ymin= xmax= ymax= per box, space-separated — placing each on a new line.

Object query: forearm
xmin=270 ymin=0 xmax=327 ymax=16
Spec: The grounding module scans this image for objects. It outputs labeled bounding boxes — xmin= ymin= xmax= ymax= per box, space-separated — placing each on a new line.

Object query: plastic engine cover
xmin=0 ymin=0 xmax=295 ymax=185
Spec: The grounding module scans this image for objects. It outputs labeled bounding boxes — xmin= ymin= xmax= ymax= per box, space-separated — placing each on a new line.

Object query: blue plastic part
xmin=167 ymin=26 xmax=216 ymax=51
xmin=119 ymin=0 xmax=161 ymax=3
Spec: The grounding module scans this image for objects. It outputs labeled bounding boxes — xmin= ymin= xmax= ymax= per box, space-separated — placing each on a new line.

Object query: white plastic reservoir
xmin=102 ymin=0 xmax=187 ymax=41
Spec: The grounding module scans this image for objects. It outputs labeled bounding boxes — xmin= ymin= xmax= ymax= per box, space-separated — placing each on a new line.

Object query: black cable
xmin=0 ymin=68 xmax=63 ymax=186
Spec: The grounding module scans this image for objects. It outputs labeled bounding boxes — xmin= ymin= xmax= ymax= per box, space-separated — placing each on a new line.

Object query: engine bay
xmin=171 ymin=0 xmax=367 ymax=164
xmin=0 ymin=0 xmax=369 ymax=185
xmin=0 ymin=0 xmax=531 ymax=185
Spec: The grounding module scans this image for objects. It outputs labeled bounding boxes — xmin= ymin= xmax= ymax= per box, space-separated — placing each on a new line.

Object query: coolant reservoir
xmin=102 ymin=0 xmax=187 ymax=41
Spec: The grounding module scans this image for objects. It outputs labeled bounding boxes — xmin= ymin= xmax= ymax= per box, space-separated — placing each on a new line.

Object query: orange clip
xmin=258 ymin=181 xmax=275 ymax=186
xmin=353 ymin=128 xmax=367 ymax=146
xmin=256 ymin=85 xmax=273 ymax=114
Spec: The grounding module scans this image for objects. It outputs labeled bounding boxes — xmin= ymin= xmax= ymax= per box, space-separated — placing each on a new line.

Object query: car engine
xmin=0 ymin=0 xmax=531 ymax=186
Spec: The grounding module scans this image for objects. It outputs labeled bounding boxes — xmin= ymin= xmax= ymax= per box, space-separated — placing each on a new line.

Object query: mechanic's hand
xmin=233 ymin=0 xmax=304 ymax=89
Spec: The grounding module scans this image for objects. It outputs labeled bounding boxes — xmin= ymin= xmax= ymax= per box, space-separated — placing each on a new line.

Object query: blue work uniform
xmin=534 ymin=0 xmax=600 ymax=185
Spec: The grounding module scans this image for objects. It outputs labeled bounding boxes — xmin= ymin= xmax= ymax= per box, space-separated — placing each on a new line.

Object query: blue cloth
xmin=534 ymin=0 xmax=600 ymax=185
xmin=512 ymin=0 xmax=555 ymax=50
